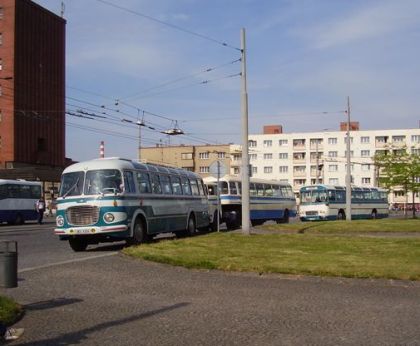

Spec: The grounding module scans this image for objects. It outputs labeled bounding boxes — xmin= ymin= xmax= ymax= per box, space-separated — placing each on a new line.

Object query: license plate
xmin=68 ymin=228 xmax=96 ymax=234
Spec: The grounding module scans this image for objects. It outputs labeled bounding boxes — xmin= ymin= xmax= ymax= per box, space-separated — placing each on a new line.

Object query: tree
xmin=374 ymin=148 xmax=420 ymax=218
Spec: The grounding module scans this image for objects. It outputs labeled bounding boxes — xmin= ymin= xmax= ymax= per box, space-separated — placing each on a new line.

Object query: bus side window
xmin=328 ymin=190 xmax=336 ymax=201
xmin=160 ymin=175 xmax=172 ymax=194
xmin=7 ymin=185 xmax=19 ymax=198
xmin=181 ymin=177 xmax=191 ymax=195
xmin=20 ymin=185 xmax=31 ymax=198
xmin=229 ymin=182 xmax=237 ymax=195
xmin=171 ymin=176 xmax=182 ymax=195
xmin=221 ymin=182 xmax=228 ymax=194
xmin=30 ymin=185 xmax=41 ymax=199
xmin=197 ymin=180 xmax=204 ymax=196
xmin=123 ymin=171 xmax=136 ymax=193
xmin=250 ymin=183 xmax=256 ymax=196
xmin=273 ymin=185 xmax=280 ymax=197
xmin=151 ymin=174 xmax=162 ymax=194
xmin=256 ymin=184 xmax=264 ymax=196
xmin=0 ymin=185 xmax=6 ymax=200
xmin=238 ymin=182 xmax=242 ymax=195
xmin=137 ymin=172 xmax=151 ymax=194
xmin=265 ymin=184 xmax=273 ymax=197
xmin=190 ymin=179 xmax=199 ymax=196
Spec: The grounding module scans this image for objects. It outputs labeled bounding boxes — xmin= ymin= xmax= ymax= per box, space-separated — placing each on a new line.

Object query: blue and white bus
xmin=299 ymin=184 xmax=389 ymax=221
xmin=0 ymin=179 xmax=42 ymax=224
xmin=55 ymin=158 xmax=210 ymax=251
xmin=204 ymin=176 xmax=297 ymax=229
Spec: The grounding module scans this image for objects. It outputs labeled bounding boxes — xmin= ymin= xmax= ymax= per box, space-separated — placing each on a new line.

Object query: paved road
xmin=1 ymin=220 xmax=419 ymax=345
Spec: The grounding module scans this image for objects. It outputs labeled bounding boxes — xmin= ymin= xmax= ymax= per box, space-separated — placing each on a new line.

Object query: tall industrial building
xmin=0 ymin=0 xmax=66 ymax=192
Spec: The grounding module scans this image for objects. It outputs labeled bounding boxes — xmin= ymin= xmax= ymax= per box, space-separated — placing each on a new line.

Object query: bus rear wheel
xmin=69 ymin=238 xmax=88 ymax=252
xmin=337 ymin=211 xmax=345 ymax=220
xmin=14 ymin=214 xmax=24 ymax=225
xmin=371 ymin=210 xmax=377 ymax=219
xmin=187 ymin=215 xmax=196 ymax=236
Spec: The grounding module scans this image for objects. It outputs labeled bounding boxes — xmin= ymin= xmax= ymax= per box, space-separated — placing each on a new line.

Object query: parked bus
xmin=0 ymin=179 xmax=42 ymax=224
xmin=299 ymin=184 xmax=389 ymax=221
xmin=54 ymin=158 xmax=210 ymax=251
xmin=204 ymin=176 xmax=297 ymax=229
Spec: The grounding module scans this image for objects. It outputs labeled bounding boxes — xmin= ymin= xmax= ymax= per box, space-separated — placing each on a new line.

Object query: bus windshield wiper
xmin=63 ymin=178 xmax=80 ymax=199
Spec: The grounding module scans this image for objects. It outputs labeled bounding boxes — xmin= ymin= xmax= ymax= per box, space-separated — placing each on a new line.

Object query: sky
xmin=34 ymin=0 xmax=420 ymax=162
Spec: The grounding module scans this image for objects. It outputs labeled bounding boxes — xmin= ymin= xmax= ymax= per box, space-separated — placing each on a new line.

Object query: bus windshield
xmin=84 ymin=169 xmax=122 ymax=195
xmin=300 ymin=189 xmax=328 ymax=204
xmin=59 ymin=171 xmax=85 ymax=197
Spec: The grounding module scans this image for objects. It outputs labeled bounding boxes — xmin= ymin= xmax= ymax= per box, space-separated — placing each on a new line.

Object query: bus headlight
xmin=56 ymin=215 xmax=64 ymax=227
xmin=104 ymin=213 xmax=115 ymax=223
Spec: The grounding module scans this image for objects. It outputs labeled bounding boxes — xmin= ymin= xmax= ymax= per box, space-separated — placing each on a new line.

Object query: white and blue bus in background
xmin=204 ymin=176 xmax=297 ymax=229
xmin=0 ymin=179 xmax=42 ymax=224
xmin=299 ymin=184 xmax=389 ymax=221
xmin=55 ymin=158 xmax=210 ymax=251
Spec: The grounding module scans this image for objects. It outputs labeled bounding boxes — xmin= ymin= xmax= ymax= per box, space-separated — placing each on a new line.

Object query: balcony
xmin=375 ymin=136 xmax=389 ymax=148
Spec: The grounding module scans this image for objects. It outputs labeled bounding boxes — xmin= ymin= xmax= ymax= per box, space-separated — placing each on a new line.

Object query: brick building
xmin=0 ymin=0 xmax=67 ymax=197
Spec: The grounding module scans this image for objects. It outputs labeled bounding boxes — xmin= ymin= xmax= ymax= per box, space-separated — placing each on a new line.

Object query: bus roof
xmin=203 ymin=175 xmax=292 ymax=187
xmin=300 ymin=184 xmax=387 ymax=192
xmin=62 ymin=157 xmax=202 ymax=179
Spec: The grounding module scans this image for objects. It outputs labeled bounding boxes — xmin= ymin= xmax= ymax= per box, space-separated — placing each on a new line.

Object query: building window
xmin=279 ymin=153 xmax=288 ymax=159
xmin=264 ymin=166 xmax=273 ymax=174
xmin=181 ymin=153 xmax=193 ymax=160
xmin=328 ymin=165 xmax=338 ymax=172
xmin=293 ymin=152 xmax=306 ymax=160
xmin=360 ymin=136 xmax=370 ymax=143
xmin=293 ymin=166 xmax=305 ymax=173
xmin=361 ymin=150 xmax=370 ymax=157
xmin=328 ymin=138 xmax=337 ymax=145
xmin=279 ymin=179 xmax=289 ymax=184
xmin=345 ymin=164 xmax=354 ymax=172
xmin=361 ymin=164 xmax=370 ymax=171
xmin=0 ymin=86 xmax=2 ymax=96
xmin=181 ymin=167 xmax=194 ymax=171
xmin=0 ymin=33 xmax=3 ymax=45
xmin=217 ymin=152 xmax=226 ymax=159
xmin=232 ymin=154 xmax=241 ymax=161
xmin=0 ymin=110 xmax=2 ymax=122
xmin=376 ymin=136 xmax=388 ymax=143
xmin=329 ymin=178 xmax=339 ymax=185
xmin=328 ymin=151 xmax=338 ymax=157
xmin=279 ymin=166 xmax=288 ymax=173
xmin=392 ymin=136 xmax=405 ymax=143
xmin=250 ymin=154 xmax=257 ymax=161
xmin=252 ymin=166 xmax=257 ymax=174
xmin=412 ymin=148 xmax=420 ymax=155
xmin=199 ymin=166 xmax=209 ymax=173
xmin=344 ymin=137 xmax=353 ymax=144
xmin=233 ymin=167 xmax=240 ymax=174
xmin=0 ymin=7 xmax=3 ymax=20
xmin=344 ymin=151 xmax=354 ymax=157
xmin=0 ymin=135 xmax=2 ymax=149
xmin=248 ymin=140 xmax=257 ymax=147
xmin=263 ymin=140 xmax=272 ymax=147
xmin=279 ymin=139 xmax=288 ymax=146
xmin=263 ymin=153 xmax=272 ymax=160
xmin=293 ymin=139 xmax=305 ymax=147
xmin=0 ymin=58 xmax=2 ymax=71
xmin=293 ymin=179 xmax=306 ymax=186
xmin=394 ymin=191 xmax=405 ymax=197
xmin=198 ymin=152 xmax=209 ymax=159
xmin=361 ymin=177 xmax=371 ymax=185
xmin=411 ymin=135 xmax=420 ymax=143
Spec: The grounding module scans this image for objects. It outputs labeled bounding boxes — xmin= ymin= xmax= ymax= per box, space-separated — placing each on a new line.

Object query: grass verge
xmin=0 ymin=296 xmax=23 ymax=325
xmin=260 ymin=218 xmax=420 ymax=233
xmin=124 ymin=232 xmax=420 ymax=280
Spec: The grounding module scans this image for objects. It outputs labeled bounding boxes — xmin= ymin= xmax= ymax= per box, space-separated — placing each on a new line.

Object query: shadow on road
xmin=18 ymin=302 xmax=190 ymax=346
xmin=25 ymin=297 xmax=84 ymax=312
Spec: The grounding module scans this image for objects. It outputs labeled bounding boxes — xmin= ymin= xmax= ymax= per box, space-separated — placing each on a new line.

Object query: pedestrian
xmin=35 ymin=197 xmax=46 ymax=224
xmin=0 ymin=322 xmax=24 ymax=341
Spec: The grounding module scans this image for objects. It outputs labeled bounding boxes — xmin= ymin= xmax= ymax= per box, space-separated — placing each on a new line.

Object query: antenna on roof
xmin=61 ymin=1 xmax=65 ymax=18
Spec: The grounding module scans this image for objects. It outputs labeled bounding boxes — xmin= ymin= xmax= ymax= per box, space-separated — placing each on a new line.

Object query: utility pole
xmin=345 ymin=96 xmax=352 ymax=221
xmin=240 ymin=28 xmax=250 ymax=235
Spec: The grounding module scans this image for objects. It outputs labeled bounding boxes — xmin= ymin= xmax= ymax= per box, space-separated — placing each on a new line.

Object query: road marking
xmin=19 ymin=252 xmax=118 ymax=273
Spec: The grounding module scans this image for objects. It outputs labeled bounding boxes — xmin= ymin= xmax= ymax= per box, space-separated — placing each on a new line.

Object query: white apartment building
xmin=238 ymin=126 xmax=420 ymax=207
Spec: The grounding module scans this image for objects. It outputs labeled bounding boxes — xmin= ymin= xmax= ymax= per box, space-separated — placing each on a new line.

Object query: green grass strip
xmin=261 ymin=218 xmax=420 ymax=233
xmin=0 ymin=296 xmax=22 ymax=325
xmin=124 ymin=232 xmax=420 ymax=280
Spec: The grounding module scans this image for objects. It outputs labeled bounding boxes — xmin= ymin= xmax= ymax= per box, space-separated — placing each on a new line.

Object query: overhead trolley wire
xmin=94 ymin=0 xmax=241 ymax=51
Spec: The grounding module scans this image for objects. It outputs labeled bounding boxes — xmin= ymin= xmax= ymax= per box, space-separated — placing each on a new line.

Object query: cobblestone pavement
xmin=3 ymin=253 xmax=420 ymax=346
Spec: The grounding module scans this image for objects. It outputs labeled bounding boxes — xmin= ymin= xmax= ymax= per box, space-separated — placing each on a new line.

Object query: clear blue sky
xmin=35 ymin=0 xmax=420 ymax=161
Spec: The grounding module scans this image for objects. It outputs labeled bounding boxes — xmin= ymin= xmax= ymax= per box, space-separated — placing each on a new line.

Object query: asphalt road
xmin=0 ymin=219 xmax=419 ymax=345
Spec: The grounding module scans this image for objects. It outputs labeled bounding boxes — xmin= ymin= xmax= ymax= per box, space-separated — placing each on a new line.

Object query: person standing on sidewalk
xmin=35 ymin=197 xmax=46 ymax=225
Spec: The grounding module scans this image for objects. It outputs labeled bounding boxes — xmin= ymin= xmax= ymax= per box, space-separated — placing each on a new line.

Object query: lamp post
xmin=345 ymin=97 xmax=352 ymax=221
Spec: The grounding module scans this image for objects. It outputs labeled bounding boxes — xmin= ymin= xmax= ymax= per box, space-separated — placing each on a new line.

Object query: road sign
xmin=209 ymin=160 xmax=227 ymax=178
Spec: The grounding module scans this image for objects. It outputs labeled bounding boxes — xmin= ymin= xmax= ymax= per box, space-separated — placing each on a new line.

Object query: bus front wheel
xmin=187 ymin=215 xmax=196 ymax=236
xmin=371 ymin=210 xmax=377 ymax=219
xmin=69 ymin=238 xmax=88 ymax=252
xmin=128 ymin=219 xmax=149 ymax=245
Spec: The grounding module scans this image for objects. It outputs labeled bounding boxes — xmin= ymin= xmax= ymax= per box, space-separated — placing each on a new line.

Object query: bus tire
xmin=371 ymin=209 xmax=377 ymax=219
xmin=14 ymin=214 xmax=24 ymax=225
xmin=187 ymin=215 xmax=196 ymax=236
xmin=69 ymin=238 xmax=88 ymax=252
xmin=210 ymin=211 xmax=219 ymax=232
xmin=128 ymin=218 xmax=149 ymax=245
xmin=338 ymin=211 xmax=345 ymax=220
xmin=283 ymin=210 xmax=290 ymax=223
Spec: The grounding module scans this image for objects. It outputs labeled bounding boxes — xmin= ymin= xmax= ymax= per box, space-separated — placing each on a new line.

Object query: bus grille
xmin=66 ymin=206 xmax=100 ymax=226
xmin=305 ymin=211 xmax=318 ymax=216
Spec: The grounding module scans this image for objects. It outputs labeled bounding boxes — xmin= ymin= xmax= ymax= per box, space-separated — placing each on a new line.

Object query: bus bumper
xmin=54 ymin=224 xmax=128 ymax=236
